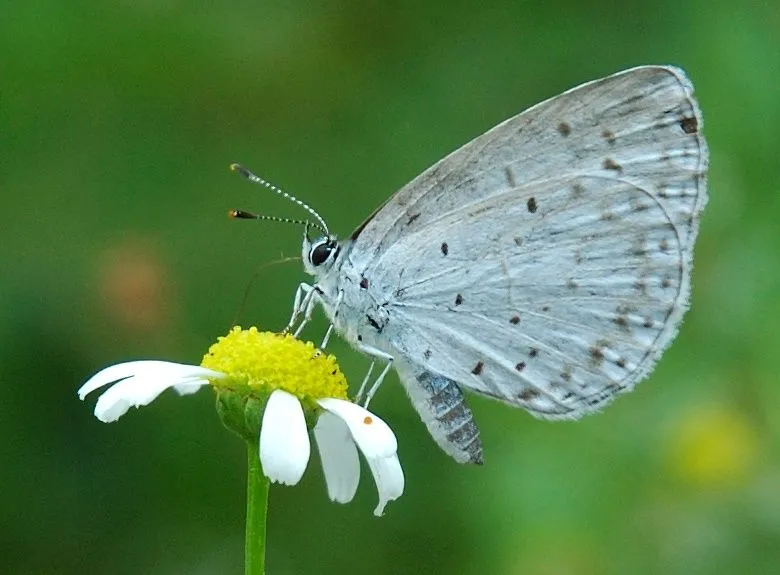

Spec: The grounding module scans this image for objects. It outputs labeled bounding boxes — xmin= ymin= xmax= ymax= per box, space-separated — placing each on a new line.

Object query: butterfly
xmin=232 ymin=65 xmax=708 ymax=464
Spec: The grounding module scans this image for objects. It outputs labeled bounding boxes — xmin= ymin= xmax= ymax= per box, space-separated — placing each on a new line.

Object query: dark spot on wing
xmin=643 ymin=317 xmax=653 ymax=328
xmin=366 ymin=315 xmax=382 ymax=332
xmin=424 ymin=349 xmax=432 ymax=360
xmin=406 ymin=212 xmax=421 ymax=225
xmin=561 ymin=368 xmax=572 ymax=382
xmin=633 ymin=280 xmax=647 ymax=294
xmin=603 ymin=158 xmax=623 ymax=172
xmin=680 ymin=116 xmax=698 ymax=134
xmin=631 ymin=237 xmax=648 ymax=256
xmin=590 ymin=346 xmax=604 ymax=366
xmin=616 ymin=358 xmax=627 ymax=369
xmin=359 ymin=277 xmax=369 ymax=289
xmin=659 ymin=239 xmax=669 ymax=252
xmin=441 ymin=242 xmax=449 ymax=256
xmin=455 ymin=294 xmax=463 ymax=306
xmin=471 ymin=361 xmax=484 ymax=375
xmin=529 ymin=348 xmax=538 ymax=358
xmin=566 ymin=279 xmax=578 ymax=290
xmin=513 ymin=236 xmax=524 ymax=247
xmin=572 ymin=183 xmax=586 ymax=197
xmin=518 ymin=388 xmax=539 ymax=401
xmin=661 ymin=277 xmax=672 ymax=289
xmin=614 ymin=315 xmax=628 ymax=329
xmin=527 ymin=197 xmax=538 ymax=213
xmin=557 ymin=122 xmax=571 ymax=136
xmin=509 ymin=315 xmax=520 ymax=325
xmin=541 ymin=305 xmax=550 ymax=312
xmin=602 ymin=129 xmax=616 ymax=144
xmin=515 ymin=362 xmax=526 ymax=372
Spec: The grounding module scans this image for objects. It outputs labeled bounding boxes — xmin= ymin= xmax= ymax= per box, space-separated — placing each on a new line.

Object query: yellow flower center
xmin=200 ymin=326 xmax=348 ymax=402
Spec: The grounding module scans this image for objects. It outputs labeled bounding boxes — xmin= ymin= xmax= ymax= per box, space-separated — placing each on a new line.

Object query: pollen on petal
xmin=200 ymin=327 xmax=348 ymax=402
xmin=317 ymin=398 xmax=397 ymax=458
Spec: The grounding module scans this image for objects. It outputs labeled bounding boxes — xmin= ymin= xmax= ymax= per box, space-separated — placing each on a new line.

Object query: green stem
xmin=245 ymin=440 xmax=269 ymax=575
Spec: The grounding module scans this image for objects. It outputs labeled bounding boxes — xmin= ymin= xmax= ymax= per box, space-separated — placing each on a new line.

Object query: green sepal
xmin=215 ymin=386 xmax=269 ymax=444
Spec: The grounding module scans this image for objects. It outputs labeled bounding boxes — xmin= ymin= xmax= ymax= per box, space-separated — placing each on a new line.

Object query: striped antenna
xmin=230 ymin=163 xmax=329 ymax=236
xmin=228 ymin=209 xmax=314 ymax=230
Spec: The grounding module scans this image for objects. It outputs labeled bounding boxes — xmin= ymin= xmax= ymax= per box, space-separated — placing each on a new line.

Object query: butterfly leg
xmin=284 ymin=282 xmax=314 ymax=333
xmin=293 ymin=285 xmax=323 ymax=338
xmin=354 ymin=362 xmax=375 ymax=404
xmin=353 ymin=342 xmax=394 ymax=408
xmin=318 ymin=290 xmax=344 ymax=350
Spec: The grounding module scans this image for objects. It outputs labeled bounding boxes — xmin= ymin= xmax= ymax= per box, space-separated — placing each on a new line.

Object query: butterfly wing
xmin=349 ymin=66 xmax=706 ymax=261
xmin=348 ymin=65 xmax=707 ymax=419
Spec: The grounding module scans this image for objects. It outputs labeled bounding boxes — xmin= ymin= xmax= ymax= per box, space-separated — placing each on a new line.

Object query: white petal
xmin=78 ymin=361 xmax=221 ymax=423
xmin=259 ymin=390 xmax=310 ymax=485
xmin=316 ymin=398 xmax=404 ymax=515
xmin=313 ymin=412 xmax=360 ymax=504
xmin=316 ymin=398 xmax=397 ymax=458
xmin=367 ymin=454 xmax=405 ymax=517
xmin=78 ymin=361 xmax=221 ymax=399
xmin=172 ymin=377 xmax=212 ymax=396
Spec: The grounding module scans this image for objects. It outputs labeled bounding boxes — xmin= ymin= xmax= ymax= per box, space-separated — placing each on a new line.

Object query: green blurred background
xmin=3 ymin=1 xmax=779 ymax=573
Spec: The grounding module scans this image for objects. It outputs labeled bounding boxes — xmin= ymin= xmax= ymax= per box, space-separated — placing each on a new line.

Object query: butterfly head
xmin=302 ymin=228 xmax=340 ymax=277
xmin=228 ymin=163 xmax=338 ymax=277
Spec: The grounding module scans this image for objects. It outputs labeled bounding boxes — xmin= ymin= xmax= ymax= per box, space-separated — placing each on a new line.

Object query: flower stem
xmin=245 ymin=440 xmax=269 ymax=575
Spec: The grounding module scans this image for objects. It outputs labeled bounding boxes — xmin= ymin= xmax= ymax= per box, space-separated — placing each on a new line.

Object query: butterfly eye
xmin=310 ymin=240 xmax=335 ymax=267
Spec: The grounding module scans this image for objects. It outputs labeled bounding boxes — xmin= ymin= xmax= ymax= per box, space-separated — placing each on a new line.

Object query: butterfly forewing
xmin=345 ymin=65 xmax=707 ymax=419
xmin=349 ymin=66 xmax=706 ymax=264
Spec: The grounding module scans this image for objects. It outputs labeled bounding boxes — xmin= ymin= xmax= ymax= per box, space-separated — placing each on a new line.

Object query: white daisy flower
xmin=78 ymin=327 xmax=404 ymax=516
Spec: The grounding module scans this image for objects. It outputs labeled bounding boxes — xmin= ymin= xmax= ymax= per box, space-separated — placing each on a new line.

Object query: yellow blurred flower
xmin=666 ymin=403 xmax=758 ymax=488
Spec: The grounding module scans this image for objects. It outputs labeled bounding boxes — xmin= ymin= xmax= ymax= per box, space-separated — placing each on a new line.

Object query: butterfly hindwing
xmin=372 ymin=175 xmax=688 ymax=417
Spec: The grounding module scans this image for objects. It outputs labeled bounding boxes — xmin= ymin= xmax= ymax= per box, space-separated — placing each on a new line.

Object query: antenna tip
xmin=230 ymin=163 xmax=251 ymax=178
xmin=229 ymin=209 xmax=259 ymax=220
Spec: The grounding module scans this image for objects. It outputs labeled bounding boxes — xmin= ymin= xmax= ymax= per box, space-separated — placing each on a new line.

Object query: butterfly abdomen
xmin=394 ymin=360 xmax=484 ymax=464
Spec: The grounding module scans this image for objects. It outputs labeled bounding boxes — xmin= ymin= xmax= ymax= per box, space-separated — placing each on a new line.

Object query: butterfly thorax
xmin=304 ymin=236 xmax=393 ymax=354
